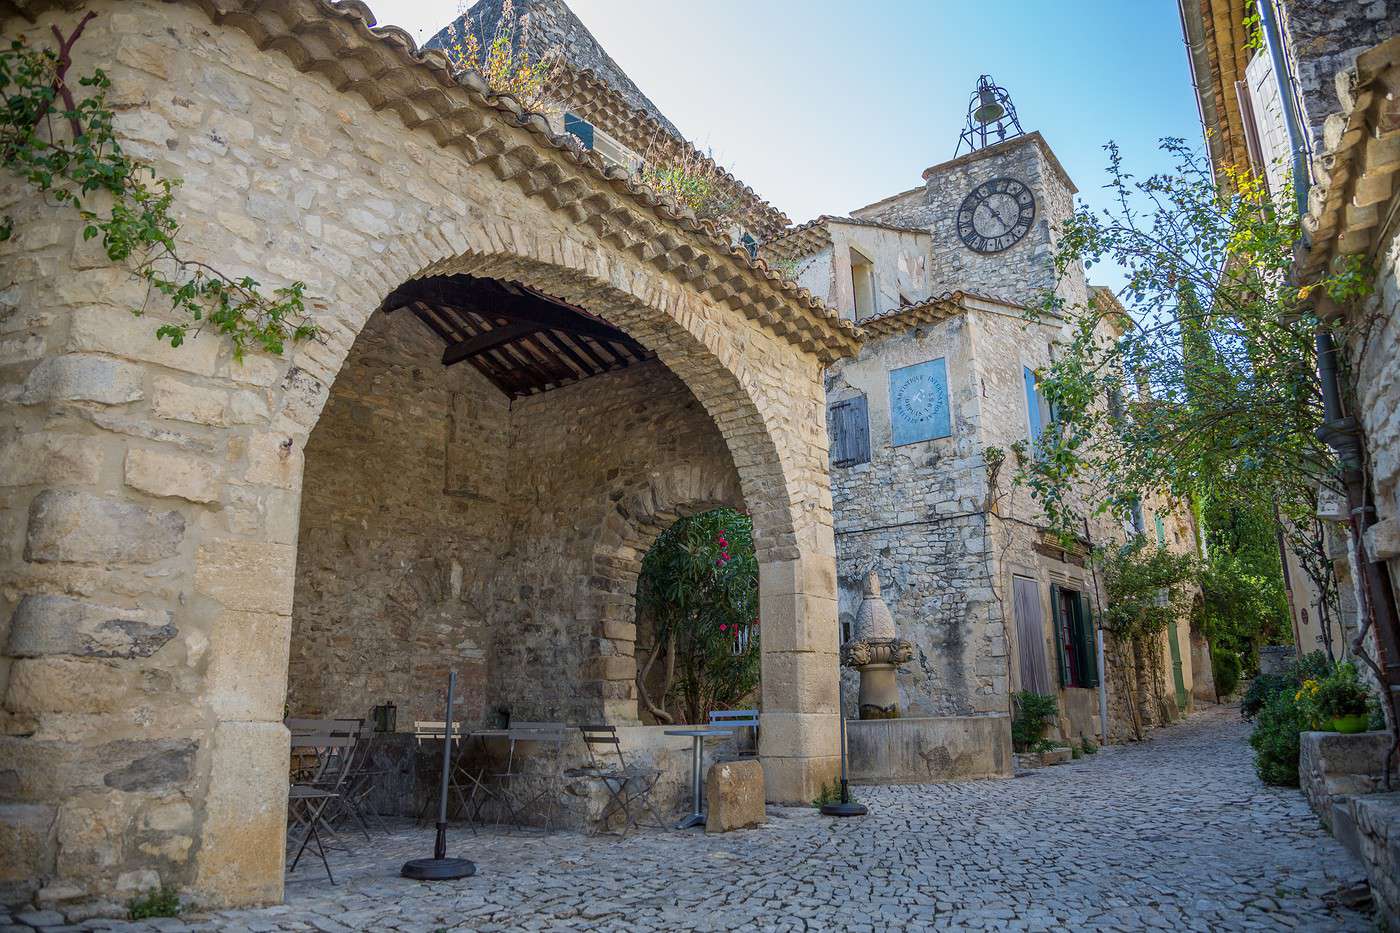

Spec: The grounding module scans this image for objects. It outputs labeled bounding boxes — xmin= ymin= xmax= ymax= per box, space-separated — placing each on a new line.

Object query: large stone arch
xmin=0 ymin=0 xmax=846 ymax=910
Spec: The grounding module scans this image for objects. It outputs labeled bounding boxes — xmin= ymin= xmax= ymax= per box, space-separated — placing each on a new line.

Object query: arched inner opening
xmin=283 ymin=271 xmax=747 ymax=817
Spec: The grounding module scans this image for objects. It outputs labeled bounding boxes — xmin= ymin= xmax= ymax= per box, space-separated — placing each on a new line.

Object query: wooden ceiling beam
xmin=441 ymin=320 xmax=544 ymax=366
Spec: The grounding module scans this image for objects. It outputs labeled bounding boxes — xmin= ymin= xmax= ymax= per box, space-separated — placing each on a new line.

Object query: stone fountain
xmin=841 ymin=570 xmax=914 ymax=719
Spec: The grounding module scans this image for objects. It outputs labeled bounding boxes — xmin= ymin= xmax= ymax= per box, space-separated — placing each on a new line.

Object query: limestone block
xmin=56 ymin=794 xmax=131 ymax=876
xmin=757 ymin=711 xmax=840 ymax=760
xmin=193 ymin=721 xmax=289 ymax=907
xmin=761 ymin=754 xmax=839 ymax=805
xmin=125 ymin=447 xmax=222 ymax=503
xmin=0 ymin=434 xmax=103 ymax=487
xmin=207 ymin=610 xmax=290 ymax=721
xmin=1366 ymin=518 xmax=1400 ymax=561
xmin=6 ymin=594 xmax=176 ymax=659
xmin=195 ymin=540 xmax=295 ymax=614
xmin=5 ymin=658 xmax=137 ymax=715
xmin=102 ymin=739 xmax=196 ymax=793
xmin=25 ymin=490 xmax=185 ymax=564
xmin=761 ymin=650 xmax=839 ymax=712
xmin=0 ymin=803 xmax=56 ymax=881
xmin=236 ymin=434 xmax=303 ymax=489
xmin=66 ymin=308 xmax=221 ymax=377
xmin=151 ymin=377 xmax=226 ymax=425
xmin=704 ymin=759 xmax=766 ymax=833
xmin=18 ymin=355 xmax=143 ymax=405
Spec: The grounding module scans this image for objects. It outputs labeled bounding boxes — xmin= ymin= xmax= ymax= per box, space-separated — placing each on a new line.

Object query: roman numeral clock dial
xmin=956 ymin=177 xmax=1036 ymax=253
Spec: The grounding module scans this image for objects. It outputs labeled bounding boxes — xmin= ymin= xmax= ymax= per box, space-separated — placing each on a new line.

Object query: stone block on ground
xmin=705 ymin=759 xmax=766 ymax=833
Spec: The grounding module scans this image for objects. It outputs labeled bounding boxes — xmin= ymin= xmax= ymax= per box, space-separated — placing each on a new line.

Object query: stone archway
xmin=0 ymin=0 xmax=848 ymax=909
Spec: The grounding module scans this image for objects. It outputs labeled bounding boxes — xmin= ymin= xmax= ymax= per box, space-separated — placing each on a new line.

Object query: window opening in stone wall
xmin=1051 ymin=584 xmax=1098 ymax=689
xmin=829 ymin=395 xmax=871 ymax=466
xmin=850 ymin=247 xmax=876 ymax=319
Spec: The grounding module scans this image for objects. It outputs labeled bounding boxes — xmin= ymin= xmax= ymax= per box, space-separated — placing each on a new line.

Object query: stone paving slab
xmin=11 ymin=706 xmax=1372 ymax=931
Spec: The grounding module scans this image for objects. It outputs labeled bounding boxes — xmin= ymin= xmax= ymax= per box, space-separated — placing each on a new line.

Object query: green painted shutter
xmin=1050 ymin=584 xmax=1069 ymax=688
xmin=1076 ymin=592 xmax=1099 ymax=688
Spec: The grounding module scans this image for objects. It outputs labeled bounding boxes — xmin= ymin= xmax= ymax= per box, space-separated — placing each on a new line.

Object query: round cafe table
xmin=664 ymin=727 xmax=734 ymax=829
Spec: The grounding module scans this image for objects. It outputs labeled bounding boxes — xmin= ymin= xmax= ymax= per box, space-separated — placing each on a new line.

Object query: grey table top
xmin=664 ymin=728 xmax=734 ymax=738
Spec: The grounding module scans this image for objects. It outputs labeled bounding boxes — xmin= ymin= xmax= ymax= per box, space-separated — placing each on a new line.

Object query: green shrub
xmin=1212 ymin=647 xmax=1241 ymax=697
xmin=1241 ymin=672 xmax=1291 ymax=721
xmin=1369 ymin=695 xmax=1387 ymax=732
xmin=812 ymin=780 xmax=856 ymax=808
xmin=1011 ymin=691 xmax=1058 ymax=752
xmin=128 ymin=887 xmax=181 ymax=921
xmin=1081 ymin=737 xmax=1098 ymax=755
xmin=1249 ymin=688 xmax=1304 ymax=786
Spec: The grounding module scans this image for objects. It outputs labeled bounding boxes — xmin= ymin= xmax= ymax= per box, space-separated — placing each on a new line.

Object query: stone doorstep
xmin=1014 ymin=748 xmax=1073 ymax=770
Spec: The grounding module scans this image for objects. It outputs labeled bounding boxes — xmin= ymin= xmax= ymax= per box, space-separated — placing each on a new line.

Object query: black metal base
xmin=401 ymin=857 xmax=476 ymax=880
xmin=820 ymin=801 xmax=868 ymax=817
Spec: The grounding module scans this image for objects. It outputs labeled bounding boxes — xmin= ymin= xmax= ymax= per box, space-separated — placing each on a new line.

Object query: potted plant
xmin=1299 ymin=662 xmax=1372 ymax=734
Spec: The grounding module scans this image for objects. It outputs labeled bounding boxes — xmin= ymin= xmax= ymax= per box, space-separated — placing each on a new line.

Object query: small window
xmin=1154 ymin=514 xmax=1166 ymax=546
xmin=850 ymin=247 xmax=876 ymax=319
xmin=739 ymin=232 xmax=758 ymax=259
xmin=1129 ymin=498 xmax=1146 ymax=536
xmin=1023 ymin=366 xmax=1054 ymax=456
xmin=828 ymin=396 xmax=871 ymax=467
xmin=563 ymin=112 xmax=594 ymax=150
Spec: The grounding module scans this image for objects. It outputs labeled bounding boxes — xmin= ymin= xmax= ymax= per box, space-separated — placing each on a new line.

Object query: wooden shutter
xmin=1050 ymin=584 xmax=1069 ymax=688
xmin=1154 ymin=514 xmax=1167 ymax=546
xmin=563 ymin=112 xmax=594 ymax=150
xmin=1076 ymin=591 xmax=1099 ymax=688
xmin=1024 ymin=367 xmax=1043 ymax=453
xmin=828 ymin=397 xmax=870 ymax=467
xmin=1013 ymin=576 xmax=1054 ymax=695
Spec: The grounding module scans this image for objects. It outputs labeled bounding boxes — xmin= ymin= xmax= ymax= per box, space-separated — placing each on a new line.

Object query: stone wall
xmin=288 ymin=309 xmax=508 ymax=728
xmin=0 ymin=0 xmax=845 ymax=909
xmin=787 ymin=224 xmax=935 ymax=323
xmin=1277 ymin=0 xmax=1394 ymax=153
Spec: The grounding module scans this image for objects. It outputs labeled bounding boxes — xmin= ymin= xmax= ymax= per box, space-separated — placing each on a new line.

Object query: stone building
xmin=0 ymin=0 xmax=857 ymax=909
xmin=764 ymin=128 xmax=1204 ymax=749
xmin=1180 ymin=0 xmax=1399 ymax=672
xmin=1179 ymin=0 xmax=1399 ymax=921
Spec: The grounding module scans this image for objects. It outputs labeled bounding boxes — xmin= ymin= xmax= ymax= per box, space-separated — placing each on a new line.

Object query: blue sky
xmin=384 ymin=1 xmax=1204 ymax=291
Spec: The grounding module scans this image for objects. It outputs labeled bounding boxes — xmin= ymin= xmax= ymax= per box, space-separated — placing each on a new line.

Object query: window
xmin=1023 ymin=366 xmax=1054 ymax=455
xmin=1154 ymin=514 xmax=1167 ymax=546
xmin=828 ymin=396 xmax=871 ymax=467
xmin=1126 ymin=498 xmax=1146 ymax=536
xmin=850 ymin=247 xmax=875 ymax=319
xmin=1051 ymin=585 xmax=1099 ymax=689
xmin=739 ymin=232 xmax=758 ymax=259
xmin=889 ymin=358 xmax=951 ymax=446
xmin=563 ymin=112 xmax=595 ymax=150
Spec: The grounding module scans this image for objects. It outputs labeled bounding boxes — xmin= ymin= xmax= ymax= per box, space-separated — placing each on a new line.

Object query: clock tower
xmin=848 ymin=77 xmax=1085 ymax=311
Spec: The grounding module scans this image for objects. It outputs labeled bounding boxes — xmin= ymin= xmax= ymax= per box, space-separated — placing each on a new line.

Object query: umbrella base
xmin=401 ymin=857 xmax=476 ymax=880
xmin=820 ymin=801 xmax=868 ymax=817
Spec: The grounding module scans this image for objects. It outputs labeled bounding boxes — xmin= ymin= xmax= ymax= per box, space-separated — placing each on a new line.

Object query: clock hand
xmin=983 ymin=201 xmax=1012 ymax=231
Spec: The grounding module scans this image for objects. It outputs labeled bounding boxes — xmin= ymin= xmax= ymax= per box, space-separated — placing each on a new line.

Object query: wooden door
xmin=1013 ymin=576 xmax=1053 ymax=695
xmin=1167 ymin=621 xmax=1188 ymax=711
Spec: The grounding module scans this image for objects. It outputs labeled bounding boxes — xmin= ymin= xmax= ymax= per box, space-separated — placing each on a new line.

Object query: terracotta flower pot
xmin=1330 ymin=713 xmax=1370 ymax=734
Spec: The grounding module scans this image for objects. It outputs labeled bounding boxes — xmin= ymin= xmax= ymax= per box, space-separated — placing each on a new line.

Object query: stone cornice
xmin=1298 ymin=36 xmax=1400 ymax=280
xmin=761 ymin=215 xmax=929 ymax=261
xmin=1 ymin=0 xmax=861 ymax=362
xmin=855 ymin=290 xmax=1026 ymax=339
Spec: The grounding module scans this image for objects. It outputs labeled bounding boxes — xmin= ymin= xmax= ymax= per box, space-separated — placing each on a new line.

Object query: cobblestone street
xmin=11 ymin=706 xmax=1371 ymax=932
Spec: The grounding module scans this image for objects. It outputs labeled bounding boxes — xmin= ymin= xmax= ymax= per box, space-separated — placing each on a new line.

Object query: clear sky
xmin=380 ymin=1 xmax=1204 ymax=290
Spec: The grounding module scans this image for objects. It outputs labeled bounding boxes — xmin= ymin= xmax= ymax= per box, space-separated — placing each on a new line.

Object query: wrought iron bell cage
xmin=955 ymin=75 xmax=1026 ymax=156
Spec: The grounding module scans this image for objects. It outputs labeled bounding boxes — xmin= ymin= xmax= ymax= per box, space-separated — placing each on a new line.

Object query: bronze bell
xmin=973 ymin=86 xmax=1005 ymax=125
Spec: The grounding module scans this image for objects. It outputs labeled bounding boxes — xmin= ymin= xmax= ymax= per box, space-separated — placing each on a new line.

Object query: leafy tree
xmin=1199 ymin=495 xmax=1291 ymax=673
xmin=636 ymin=509 xmax=759 ymax=724
xmin=1016 ymin=139 xmax=1369 ymax=676
xmin=443 ymin=0 xmax=557 ymax=111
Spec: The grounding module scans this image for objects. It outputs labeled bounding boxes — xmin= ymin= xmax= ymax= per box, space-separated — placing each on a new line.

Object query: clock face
xmin=957 ymin=177 xmax=1036 ymax=253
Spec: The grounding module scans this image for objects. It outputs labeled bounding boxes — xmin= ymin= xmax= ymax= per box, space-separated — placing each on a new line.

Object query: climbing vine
xmin=0 ymin=16 xmax=314 ymax=359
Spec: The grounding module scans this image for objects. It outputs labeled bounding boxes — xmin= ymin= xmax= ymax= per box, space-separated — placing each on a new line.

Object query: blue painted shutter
xmin=563 ymin=112 xmax=594 ymax=150
xmin=829 ymin=397 xmax=870 ymax=467
xmin=1024 ymin=366 xmax=1043 ymax=453
xmin=889 ymin=358 xmax=951 ymax=445
xmin=1154 ymin=514 xmax=1167 ymax=546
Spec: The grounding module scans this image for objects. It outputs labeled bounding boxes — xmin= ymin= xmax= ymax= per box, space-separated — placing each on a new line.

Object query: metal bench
xmin=708 ymin=709 xmax=759 ymax=759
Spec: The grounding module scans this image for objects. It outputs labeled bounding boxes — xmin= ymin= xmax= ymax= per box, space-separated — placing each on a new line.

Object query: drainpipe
xmin=1257 ymin=0 xmax=1308 ymax=219
xmin=1084 ymin=518 xmax=1111 ymax=747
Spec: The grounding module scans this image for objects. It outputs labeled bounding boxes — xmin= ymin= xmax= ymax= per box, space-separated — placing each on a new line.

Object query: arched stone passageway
xmin=0 ymin=0 xmax=853 ymax=910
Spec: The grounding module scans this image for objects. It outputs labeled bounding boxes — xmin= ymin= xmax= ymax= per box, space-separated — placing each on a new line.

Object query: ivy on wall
xmin=0 ymin=14 xmax=315 ymax=359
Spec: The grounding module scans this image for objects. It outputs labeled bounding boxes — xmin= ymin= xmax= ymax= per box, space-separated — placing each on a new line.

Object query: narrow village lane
xmin=36 ymin=706 xmax=1370 ymax=932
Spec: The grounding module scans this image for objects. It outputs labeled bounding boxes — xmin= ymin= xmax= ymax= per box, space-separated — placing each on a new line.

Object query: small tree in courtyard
xmin=636 ymin=508 xmax=759 ymax=724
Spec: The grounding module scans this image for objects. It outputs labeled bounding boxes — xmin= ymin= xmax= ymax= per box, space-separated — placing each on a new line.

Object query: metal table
xmin=664 ymin=727 xmax=733 ymax=829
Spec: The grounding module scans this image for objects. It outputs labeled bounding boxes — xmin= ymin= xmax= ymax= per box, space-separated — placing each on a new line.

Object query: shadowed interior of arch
xmin=282 ymin=270 xmax=748 ymax=827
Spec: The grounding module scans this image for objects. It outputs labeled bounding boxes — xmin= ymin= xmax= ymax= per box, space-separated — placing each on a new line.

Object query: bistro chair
xmin=578 ymin=724 xmax=666 ymax=838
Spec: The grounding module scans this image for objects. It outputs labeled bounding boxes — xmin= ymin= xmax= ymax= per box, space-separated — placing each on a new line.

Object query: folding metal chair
xmin=287 ymin=785 xmax=338 ymax=884
xmin=578 ymin=724 xmax=666 ymax=837
xmin=500 ymin=722 xmax=570 ymax=834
